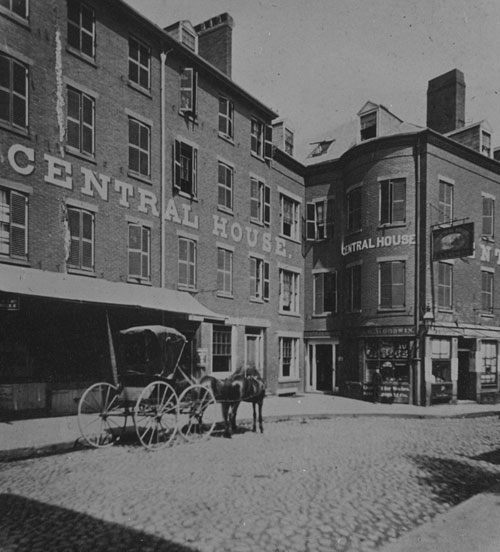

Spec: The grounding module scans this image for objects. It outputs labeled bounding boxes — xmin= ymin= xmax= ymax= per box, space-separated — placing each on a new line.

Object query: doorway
xmin=245 ymin=327 xmax=264 ymax=374
xmin=307 ymin=342 xmax=336 ymax=393
xmin=458 ymin=338 xmax=474 ymax=400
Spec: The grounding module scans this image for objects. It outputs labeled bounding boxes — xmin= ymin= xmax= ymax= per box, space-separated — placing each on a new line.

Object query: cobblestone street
xmin=2 ymin=415 xmax=500 ymax=552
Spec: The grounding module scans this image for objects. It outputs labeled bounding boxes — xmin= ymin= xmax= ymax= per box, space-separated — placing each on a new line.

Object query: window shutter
xmin=173 ymin=141 xmax=181 ymax=192
xmin=306 ymin=202 xmax=316 ymax=240
xmin=10 ymin=191 xmax=27 ymax=257
xmin=192 ymin=71 xmax=197 ymax=116
xmin=314 ymin=274 xmax=324 ymax=314
xmin=264 ymin=185 xmax=271 ymax=225
xmin=326 ymin=198 xmax=335 ymax=238
xmin=264 ymin=124 xmax=273 ymax=160
xmin=263 ymin=261 xmax=270 ymax=301
xmin=192 ymin=147 xmax=197 ymax=197
xmin=128 ymin=224 xmax=141 ymax=277
xmin=68 ymin=208 xmax=81 ymax=267
xmin=81 ymin=211 xmax=94 ymax=270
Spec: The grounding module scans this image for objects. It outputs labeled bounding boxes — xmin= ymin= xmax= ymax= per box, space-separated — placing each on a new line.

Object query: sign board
xmin=0 ymin=295 xmax=20 ymax=311
xmin=196 ymin=348 xmax=208 ymax=367
xmin=432 ymin=223 xmax=474 ymax=261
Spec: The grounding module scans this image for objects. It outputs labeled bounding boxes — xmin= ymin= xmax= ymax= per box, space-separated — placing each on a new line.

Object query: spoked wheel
xmin=177 ymin=384 xmax=218 ymax=442
xmin=134 ymin=381 xmax=178 ymax=450
xmin=78 ymin=382 xmax=126 ymax=448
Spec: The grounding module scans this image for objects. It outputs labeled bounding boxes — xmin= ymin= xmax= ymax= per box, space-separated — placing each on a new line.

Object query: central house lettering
xmin=342 ymin=234 xmax=416 ymax=256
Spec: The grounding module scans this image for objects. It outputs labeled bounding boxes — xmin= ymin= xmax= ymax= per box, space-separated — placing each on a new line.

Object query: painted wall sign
xmin=342 ymin=234 xmax=416 ymax=256
xmin=432 ymin=223 xmax=474 ymax=261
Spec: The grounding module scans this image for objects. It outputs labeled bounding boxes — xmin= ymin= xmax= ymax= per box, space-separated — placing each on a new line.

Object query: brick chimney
xmin=194 ymin=13 xmax=234 ymax=78
xmin=427 ymin=69 xmax=466 ymax=134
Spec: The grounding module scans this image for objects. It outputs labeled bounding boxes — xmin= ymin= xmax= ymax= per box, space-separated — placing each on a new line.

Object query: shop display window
xmin=365 ymin=339 xmax=410 ymax=382
xmin=431 ymin=338 xmax=451 ymax=382
xmin=480 ymin=341 xmax=498 ymax=387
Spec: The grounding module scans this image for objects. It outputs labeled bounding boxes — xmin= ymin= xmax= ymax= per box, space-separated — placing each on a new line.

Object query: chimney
xmin=194 ymin=13 xmax=234 ymax=78
xmin=427 ymin=69 xmax=465 ymax=134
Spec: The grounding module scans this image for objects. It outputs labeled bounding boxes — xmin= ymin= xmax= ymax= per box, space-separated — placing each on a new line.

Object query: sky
xmin=125 ymin=0 xmax=500 ymax=150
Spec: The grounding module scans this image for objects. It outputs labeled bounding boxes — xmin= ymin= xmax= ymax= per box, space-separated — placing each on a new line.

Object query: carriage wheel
xmin=177 ymin=384 xmax=218 ymax=442
xmin=77 ymin=382 xmax=125 ymax=448
xmin=134 ymin=381 xmax=178 ymax=450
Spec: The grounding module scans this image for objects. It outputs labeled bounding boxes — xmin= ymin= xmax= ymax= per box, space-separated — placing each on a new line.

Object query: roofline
xmin=114 ymin=0 xmax=278 ymax=119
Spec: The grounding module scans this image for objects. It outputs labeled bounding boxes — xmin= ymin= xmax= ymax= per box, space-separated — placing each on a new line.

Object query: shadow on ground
xmin=0 ymin=494 xmax=197 ymax=552
xmin=411 ymin=452 xmax=500 ymax=506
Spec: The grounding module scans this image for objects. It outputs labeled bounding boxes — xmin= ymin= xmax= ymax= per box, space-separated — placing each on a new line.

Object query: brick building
xmin=304 ymin=69 xmax=500 ymax=406
xmin=0 ymin=0 xmax=304 ymax=413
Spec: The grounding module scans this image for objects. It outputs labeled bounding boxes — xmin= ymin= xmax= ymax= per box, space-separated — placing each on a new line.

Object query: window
xmin=179 ymin=68 xmax=197 ymax=115
xmin=482 ymin=196 xmax=494 ymax=238
xmin=306 ymin=198 xmax=334 ymax=240
xmin=360 ymin=111 xmax=377 ymax=141
xmin=279 ymin=268 xmax=300 ymax=314
xmin=174 ymin=140 xmax=197 ymax=197
xmin=482 ymin=131 xmax=492 ymax=157
xmin=284 ymin=128 xmax=294 ymax=156
xmin=250 ymin=177 xmax=270 ymax=225
xmin=379 ymin=260 xmax=405 ymax=309
xmin=66 ymin=86 xmax=94 ymax=156
xmin=212 ymin=325 xmax=232 ymax=373
xmin=218 ymin=97 xmax=233 ymax=140
xmin=0 ymin=0 xmax=28 ymax=19
xmin=346 ymin=187 xmax=362 ymax=232
xmin=0 ymin=187 xmax=27 ymax=259
xmin=482 ymin=270 xmax=494 ymax=314
xmin=438 ymin=180 xmax=453 ymax=223
xmin=314 ymin=272 xmax=337 ymax=315
xmin=480 ymin=341 xmax=497 ymax=386
xmin=280 ymin=194 xmax=300 ymax=240
xmin=279 ymin=337 xmax=299 ymax=379
xmin=431 ymin=338 xmax=451 ymax=382
xmin=67 ymin=2 xmax=95 ymax=59
xmin=346 ymin=264 xmax=361 ymax=312
xmin=309 ymin=140 xmax=333 ymax=158
xmin=128 ymin=118 xmax=150 ymax=178
xmin=178 ymin=237 xmax=196 ymax=289
xmin=128 ymin=224 xmax=150 ymax=282
xmin=128 ymin=37 xmax=150 ymax=91
xmin=250 ymin=257 xmax=270 ymax=301
xmin=380 ymin=178 xmax=406 ymax=225
xmin=218 ymin=162 xmax=233 ymax=211
xmin=67 ymin=207 xmax=94 ymax=271
xmin=437 ymin=262 xmax=453 ymax=309
xmin=217 ymin=248 xmax=233 ymax=296
xmin=251 ymin=118 xmax=272 ymax=159
xmin=0 ymin=53 xmax=28 ymax=130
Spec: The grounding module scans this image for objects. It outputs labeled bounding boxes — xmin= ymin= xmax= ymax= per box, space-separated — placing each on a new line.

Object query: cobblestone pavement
xmin=1 ymin=415 xmax=500 ymax=552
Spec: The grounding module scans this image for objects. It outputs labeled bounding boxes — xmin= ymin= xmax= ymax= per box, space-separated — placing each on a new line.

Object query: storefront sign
xmin=361 ymin=326 xmax=414 ymax=337
xmin=432 ymin=223 xmax=474 ymax=261
xmin=342 ymin=233 xmax=415 ymax=256
xmin=0 ymin=295 xmax=20 ymax=310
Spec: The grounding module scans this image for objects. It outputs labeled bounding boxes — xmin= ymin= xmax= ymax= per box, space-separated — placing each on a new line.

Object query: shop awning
xmin=428 ymin=325 xmax=500 ymax=340
xmin=0 ymin=264 xmax=224 ymax=321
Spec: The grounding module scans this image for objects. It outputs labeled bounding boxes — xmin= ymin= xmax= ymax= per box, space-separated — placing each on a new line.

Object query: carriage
xmin=77 ymin=325 xmax=219 ymax=450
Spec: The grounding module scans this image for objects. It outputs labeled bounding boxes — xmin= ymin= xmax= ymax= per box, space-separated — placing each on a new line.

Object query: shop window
xmin=482 ymin=271 xmax=494 ymax=314
xmin=346 ymin=264 xmax=361 ymax=312
xmin=0 ymin=187 xmax=28 ymax=259
xmin=279 ymin=268 xmax=299 ymax=314
xmin=0 ymin=53 xmax=28 ymax=131
xmin=212 ymin=325 xmax=231 ymax=373
xmin=218 ymin=97 xmax=234 ymax=140
xmin=179 ymin=68 xmax=197 ymax=116
xmin=380 ymin=178 xmax=406 ymax=225
xmin=217 ymin=161 xmax=233 ymax=211
xmin=365 ymin=339 xmax=410 ymax=382
xmin=379 ymin=260 xmax=405 ymax=310
xmin=482 ymin=196 xmax=494 ymax=238
xmin=66 ymin=86 xmax=95 ymax=157
xmin=67 ymin=207 xmax=94 ymax=271
xmin=217 ymin=247 xmax=233 ymax=296
xmin=279 ymin=337 xmax=299 ymax=380
xmin=306 ymin=198 xmax=334 ymax=240
xmin=480 ymin=341 xmax=498 ymax=386
xmin=128 ymin=117 xmax=150 ymax=178
xmin=178 ymin=237 xmax=197 ymax=290
xmin=0 ymin=0 xmax=28 ymax=19
xmin=314 ymin=272 xmax=337 ymax=315
xmin=128 ymin=223 xmax=150 ymax=282
xmin=128 ymin=36 xmax=150 ymax=91
xmin=346 ymin=187 xmax=362 ymax=233
xmin=250 ymin=177 xmax=270 ymax=225
xmin=250 ymin=257 xmax=270 ymax=301
xmin=437 ymin=262 xmax=453 ymax=309
xmin=280 ymin=193 xmax=300 ymax=241
xmin=438 ymin=180 xmax=453 ymax=224
xmin=431 ymin=338 xmax=451 ymax=382
xmin=173 ymin=140 xmax=197 ymax=198
xmin=67 ymin=2 xmax=95 ymax=60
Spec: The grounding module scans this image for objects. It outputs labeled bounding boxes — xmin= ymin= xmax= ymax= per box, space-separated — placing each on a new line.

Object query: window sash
xmin=380 ymin=179 xmax=406 ymax=225
xmin=178 ymin=238 xmax=196 ymax=288
xmin=379 ymin=261 xmax=405 ymax=309
xmin=66 ymin=87 xmax=94 ymax=155
xmin=1 ymin=0 xmax=28 ymax=18
xmin=174 ymin=140 xmax=197 ymax=197
xmin=212 ymin=326 xmax=232 ymax=372
xmin=251 ymin=119 xmax=263 ymax=156
xmin=482 ymin=271 xmax=494 ymax=313
xmin=217 ymin=162 xmax=233 ymax=210
xmin=67 ymin=2 xmax=95 ymax=59
xmin=128 ymin=37 xmax=150 ymax=90
xmin=280 ymin=195 xmax=300 ymax=239
xmin=482 ymin=197 xmax=494 ymax=237
xmin=0 ymin=54 xmax=28 ymax=129
xmin=180 ymin=68 xmax=196 ymax=114
xmin=437 ymin=262 xmax=453 ymax=309
xmin=438 ymin=181 xmax=453 ymax=223
xmin=0 ymin=188 xmax=28 ymax=258
xmin=347 ymin=188 xmax=361 ymax=232
xmin=217 ymin=248 xmax=233 ymax=294
xmin=280 ymin=269 xmax=299 ymax=313
xmin=68 ymin=207 xmax=94 ymax=270
xmin=280 ymin=337 xmax=298 ymax=379
xmin=128 ymin=118 xmax=150 ymax=177
xmin=314 ymin=272 xmax=337 ymax=314
xmin=128 ymin=224 xmax=150 ymax=280
xmin=218 ymin=97 xmax=233 ymax=138
xmin=347 ymin=265 xmax=361 ymax=312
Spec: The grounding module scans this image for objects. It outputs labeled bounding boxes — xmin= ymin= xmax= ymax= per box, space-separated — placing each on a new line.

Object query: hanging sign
xmin=432 ymin=223 xmax=474 ymax=261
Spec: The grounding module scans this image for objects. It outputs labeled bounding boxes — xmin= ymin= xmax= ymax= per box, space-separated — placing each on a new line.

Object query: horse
xmin=200 ymin=365 xmax=266 ymax=438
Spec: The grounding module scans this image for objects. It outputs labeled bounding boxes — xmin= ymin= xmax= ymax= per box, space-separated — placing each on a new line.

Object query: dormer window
xmin=360 ymin=111 xmax=377 ymax=141
xmin=284 ymin=128 xmax=294 ymax=156
xmin=310 ymin=140 xmax=333 ymax=158
xmin=482 ymin=130 xmax=492 ymax=157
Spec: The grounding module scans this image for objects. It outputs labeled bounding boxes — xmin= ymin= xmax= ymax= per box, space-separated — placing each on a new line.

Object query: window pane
xmin=12 ymin=62 xmax=26 ymax=95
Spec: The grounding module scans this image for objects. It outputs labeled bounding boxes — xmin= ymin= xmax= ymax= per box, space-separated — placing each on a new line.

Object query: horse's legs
xmin=251 ymin=401 xmax=257 ymax=432
xmin=231 ymin=402 xmax=240 ymax=433
xmin=221 ymin=402 xmax=232 ymax=438
xmin=258 ymin=398 xmax=264 ymax=433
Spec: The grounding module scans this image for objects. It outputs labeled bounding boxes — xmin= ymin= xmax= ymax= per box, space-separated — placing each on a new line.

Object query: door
xmin=308 ymin=342 xmax=335 ymax=392
xmin=245 ymin=328 xmax=263 ymax=373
